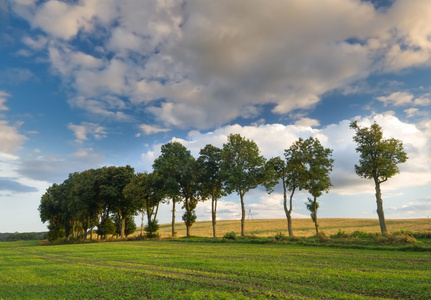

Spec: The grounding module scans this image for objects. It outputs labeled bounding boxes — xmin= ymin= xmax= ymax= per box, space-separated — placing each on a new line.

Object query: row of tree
xmin=39 ymin=122 xmax=407 ymax=241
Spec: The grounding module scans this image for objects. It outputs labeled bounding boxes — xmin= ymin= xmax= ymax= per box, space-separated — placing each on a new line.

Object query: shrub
xmin=223 ymin=232 xmax=237 ymax=240
xmin=351 ymin=230 xmax=374 ymax=239
xmin=331 ymin=229 xmax=348 ymax=239
xmin=274 ymin=232 xmax=288 ymax=241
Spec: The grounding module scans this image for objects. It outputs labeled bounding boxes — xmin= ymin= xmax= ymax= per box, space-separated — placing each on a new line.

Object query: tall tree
xmin=198 ymin=144 xmax=224 ymax=238
xmin=98 ymin=165 xmax=135 ymax=239
xmin=153 ymin=142 xmax=200 ymax=238
xmin=39 ymin=184 xmax=66 ymax=241
xmin=303 ymin=137 xmax=334 ymax=235
xmin=123 ymin=172 xmax=163 ymax=238
xmin=221 ymin=134 xmax=266 ymax=236
xmin=350 ymin=121 xmax=408 ymax=234
xmin=69 ymin=169 xmax=102 ymax=241
xmin=265 ymin=139 xmax=308 ymax=236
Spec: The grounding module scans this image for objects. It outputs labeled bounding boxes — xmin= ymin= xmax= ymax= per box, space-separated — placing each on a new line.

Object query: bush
xmin=223 ymin=232 xmax=237 ymax=240
xmin=331 ymin=229 xmax=348 ymax=239
xmin=274 ymin=232 xmax=288 ymax=242
xmin=351 ymin=230 xmax=374 ymax=239
xmin=145 ymin=220 xmax=160 ymax=238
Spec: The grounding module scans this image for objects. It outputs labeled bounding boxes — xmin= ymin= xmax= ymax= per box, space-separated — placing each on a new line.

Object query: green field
xmin=1 ymin=238 xmax=430 ymax=299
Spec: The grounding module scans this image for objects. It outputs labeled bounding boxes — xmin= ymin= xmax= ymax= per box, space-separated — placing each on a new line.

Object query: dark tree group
xmin=39 ymin=122 xmax=407 ymax=241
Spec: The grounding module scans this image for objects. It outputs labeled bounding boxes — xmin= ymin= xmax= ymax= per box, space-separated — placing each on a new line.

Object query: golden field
xmin=140 ymin=218 xmax=431 ymax=238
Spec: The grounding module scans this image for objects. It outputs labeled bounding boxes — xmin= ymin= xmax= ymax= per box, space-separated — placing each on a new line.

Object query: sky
xmin=1 ymin=0 xmax=431 ymax=233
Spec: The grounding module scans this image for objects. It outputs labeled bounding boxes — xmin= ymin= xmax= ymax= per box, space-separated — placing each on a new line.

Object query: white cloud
xmin=0 ymin=120 xmax=27 ymax=154
xmin=68 ymin=122 xmax=107 ymax=143
xmin=294 ymin=118 xmax=320 ymax=127
xmin=404 ymin=108 xmax=419 ymax=118
xmin=139 ymin=124 xmax=171 ymax=135
xmin=0 ymin=91 xmax=9 ymax=111
xmin=377 ymin=92 xmax=414 ymax=106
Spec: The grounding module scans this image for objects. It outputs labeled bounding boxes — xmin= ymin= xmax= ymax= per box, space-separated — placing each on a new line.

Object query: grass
xmin=1 ymin=239 xmax=430 ymax=299
xmin=154 ymin=218 xmax=431 ymax=238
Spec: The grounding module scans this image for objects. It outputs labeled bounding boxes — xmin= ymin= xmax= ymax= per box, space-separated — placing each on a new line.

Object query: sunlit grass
xmin=1 ymin=239 xmax=430 ymax=299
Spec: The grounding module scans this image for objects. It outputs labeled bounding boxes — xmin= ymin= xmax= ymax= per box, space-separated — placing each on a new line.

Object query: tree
xmin=265 ymin=138 xmax=308 ymax=236
xmin=198 ymin=144 xmax=225 ymax=238
xmin=39 ymin=184 xmax=66 ymax=241
xmin=303 ymin=137 xmax=334 ymax=235
xmin=98 ymin=166 xmax=135 ymax=239
xmin=153 ymin=142 xmax=201 ymax=238
xmin=69 ymin=169 xmax=102 ymax=241
xmin=123 ymin=172 xmax=163 ymax=238
xmin=350 ymin=121 xmax=408 ymax=234
xmin=221 ymin=134 xmax=266 ymax=236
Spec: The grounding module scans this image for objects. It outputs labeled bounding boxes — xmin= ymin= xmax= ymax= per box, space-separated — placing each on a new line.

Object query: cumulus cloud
xmin=377 ymin=92 xmax=414 ymax=106
xmin=68 ymin=122 xmax=107 ymax=143
xmin=10 ymin=0 xmax=431 ymax=130
xmin=139 ymin=124 xmax=171 ymax=135
xmin=0 ymin=120 xmax=27 ymax=154
xmin=141 ymin=114 xmax=431 ymax=197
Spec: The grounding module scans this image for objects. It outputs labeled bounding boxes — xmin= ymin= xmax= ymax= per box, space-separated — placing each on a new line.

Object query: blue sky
xmin=1 ymin=0 xmax=431 ymax=233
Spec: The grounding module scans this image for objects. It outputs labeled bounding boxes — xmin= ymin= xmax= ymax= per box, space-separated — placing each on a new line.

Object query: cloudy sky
xmin=1 ymin=0 xmax=431 ymax=233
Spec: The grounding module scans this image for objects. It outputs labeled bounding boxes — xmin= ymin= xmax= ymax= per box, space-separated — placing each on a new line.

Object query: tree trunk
xmin=374 ymin=179 xmax=387 ymax=234
xmin=140 ymin=210 xmax=144 ymax=236
xmin=171 ymin=199 xmax=176 ymax=237
xmin=240 ymin=191 xmax=245 ymax=237
xmin=313 ymin=196 xmax=319 ymax=235
xmin=284 ymin=183 xmax=295 ymax=236
xmin=212 ymin=195 xmax=217 ymax=238
xmin=186 ymin=198 xmax=191 ymax=238
xmin=121 ymin=216 xmax=126 ymax=239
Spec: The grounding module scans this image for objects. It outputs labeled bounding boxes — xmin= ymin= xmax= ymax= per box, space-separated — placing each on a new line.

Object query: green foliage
xmin=350 ymin=121 xmax=408 ymax=183
xmin=97 ymin=216 xmax=115 ymax=238
xmin=114 ymin=215 xmax=136 ymax=237
xmin=4 ymin=232 xmax=47 ymax=242
xmin=182 ymin=210 xmax=197 ymax=227
xmin=145 ymin=220 xmax=160 ymax=238
xmin=306 ymin=197 xmax=319 ymax=222
xmin=223 ymin=231 xmax=237 ymax=240
xmin=273 ymin=232 xmax=288 ymax=241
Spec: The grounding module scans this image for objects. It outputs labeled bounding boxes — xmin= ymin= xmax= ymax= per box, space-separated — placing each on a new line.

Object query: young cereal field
xmin=1 ymin=237 xmax=430 ymax=299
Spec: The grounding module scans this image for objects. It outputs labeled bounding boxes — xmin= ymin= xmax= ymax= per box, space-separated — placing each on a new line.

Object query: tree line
xmin=39 ymin=122 xmax=407 ymax=241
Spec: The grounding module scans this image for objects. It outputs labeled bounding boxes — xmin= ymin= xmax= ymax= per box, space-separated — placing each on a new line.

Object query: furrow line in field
xmin=16 ymin=249 xmax=327 ymax=299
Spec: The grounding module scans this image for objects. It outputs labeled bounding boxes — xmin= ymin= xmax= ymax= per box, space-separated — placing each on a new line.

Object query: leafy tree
xmin=97 ymin=216 xmax=116 ymax=239
xmin=197 ymin=144 xmax=225 ymax=238
xmin=221 ymin=134 xmax=266 ymax=236
xmin=69 ymin=169 xmax=102 ymax=241
xmin=153 ymin=142 xmax=201 ymax=238
xmin=123 ymin=172 xmax=163 ymax=238
xmin=98 ymin=166 xmax=135 ymax=239
xmin=114 ymin=215 xmax=136 ymax=237
xmin=303 ymin=137 xmax=334 ymax=235
xmin=265 ymin=139 xmax=308 ymax=236
xmin=350 ymin=121 xmax=408 ymax=234
xmin=39 ymin=183 xmax=68 ymax=241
